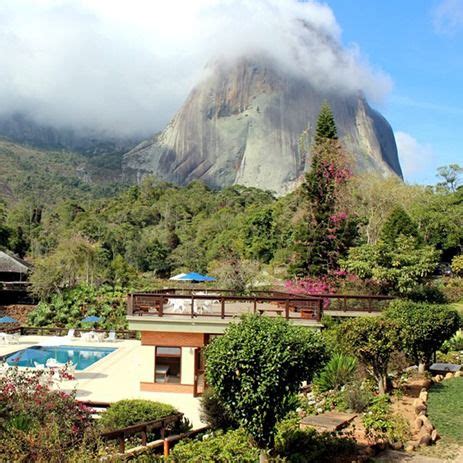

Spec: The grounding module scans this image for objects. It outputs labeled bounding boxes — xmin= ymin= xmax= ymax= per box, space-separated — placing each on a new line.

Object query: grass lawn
xmin=427 ymin=377 xmax=463 ymax=444
xmin=450 ymin=302 xmax=463 ymax=315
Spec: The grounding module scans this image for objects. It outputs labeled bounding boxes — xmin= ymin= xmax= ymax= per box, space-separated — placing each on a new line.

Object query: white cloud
xmin=395 ymin=131 xmax=434 ymax=179
xmin=0 ymin=0 xmax=392 ymax=136
xmin=432 ymin=0 xmax=463 ymax=35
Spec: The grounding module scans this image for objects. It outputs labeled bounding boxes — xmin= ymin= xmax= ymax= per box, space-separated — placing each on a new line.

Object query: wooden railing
xmin=127 ymin=289 xmax=394 ymax=322
xmin=318 ymin=293 xmax=394 ymax=313
xmin=100 ymin=412 xmax=184 ymax=453
xmin=127 ymin=291 xmax=324 ymax=322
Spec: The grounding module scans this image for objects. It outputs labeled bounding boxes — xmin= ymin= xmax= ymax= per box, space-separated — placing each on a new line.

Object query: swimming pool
xmin=3 ymin=345 xmax=116 ymax=370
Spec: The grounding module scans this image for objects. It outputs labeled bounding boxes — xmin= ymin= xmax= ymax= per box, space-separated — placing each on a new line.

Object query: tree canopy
xmin=385 ymin=300 xmax=461 ymax=372
xmin=205 ymin=314 xmax=327 ymax=450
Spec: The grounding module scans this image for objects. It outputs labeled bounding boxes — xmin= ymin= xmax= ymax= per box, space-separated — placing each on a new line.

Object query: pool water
xmin=3 ymin=345 xmax=116 ymax=370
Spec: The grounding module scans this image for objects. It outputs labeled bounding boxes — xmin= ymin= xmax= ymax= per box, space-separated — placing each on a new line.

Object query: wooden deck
xmin=126 ymin=289 xmax=394 ymax=324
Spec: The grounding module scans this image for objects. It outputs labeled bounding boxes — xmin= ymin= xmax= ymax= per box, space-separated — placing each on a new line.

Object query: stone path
xmin=300 ymin=411 xmax=357 ymax=432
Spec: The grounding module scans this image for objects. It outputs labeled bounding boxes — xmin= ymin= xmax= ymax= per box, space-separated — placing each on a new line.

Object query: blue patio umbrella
xmin=0 ymin=316 xmax=19 ymax=324
xmin=169 ymin=272 xmax=216 ymax=282
xmin=81 ymin=315 xmax=102 ymax=323
xmin=7 ymin=348 xmax=48 ymax=366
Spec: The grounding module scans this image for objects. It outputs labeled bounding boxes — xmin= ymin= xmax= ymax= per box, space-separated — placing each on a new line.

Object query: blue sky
xmin=326 ymin=0 xmax=463 ymax=185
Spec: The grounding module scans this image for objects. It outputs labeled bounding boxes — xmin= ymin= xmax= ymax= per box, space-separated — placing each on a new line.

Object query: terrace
xmin=126 ymin=288 xmax=394 ymax=334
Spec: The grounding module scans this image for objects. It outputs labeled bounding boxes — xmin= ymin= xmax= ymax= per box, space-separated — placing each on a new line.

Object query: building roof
xmin=0 ymin=251 xmax=31 ymax=274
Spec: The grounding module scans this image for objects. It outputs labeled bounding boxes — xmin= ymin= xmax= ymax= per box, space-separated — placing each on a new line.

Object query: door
xmin=193 ymin=347 xmax=206 ymax=397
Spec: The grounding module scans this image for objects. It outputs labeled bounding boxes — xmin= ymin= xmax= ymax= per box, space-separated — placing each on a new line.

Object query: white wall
xmin=181 ymin=347 xmax=195 ymax=385
xmin=137 ymin=345 xmax=155 ymax=383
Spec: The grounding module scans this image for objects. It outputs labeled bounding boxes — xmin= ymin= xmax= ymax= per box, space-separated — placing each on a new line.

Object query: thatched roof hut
xmin=0 ymin=251 xmax=31 ymax=282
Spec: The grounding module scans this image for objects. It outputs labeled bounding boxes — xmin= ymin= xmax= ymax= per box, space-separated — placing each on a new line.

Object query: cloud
xmin=0 ymin=0 xmax=392 ymax=137
xmin=395 ymin=131 xmax=434 ymax=179
xmin=432 ymin=0 xmax=463 ymax=35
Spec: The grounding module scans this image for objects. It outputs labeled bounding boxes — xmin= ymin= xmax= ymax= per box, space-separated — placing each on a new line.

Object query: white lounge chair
xmin=103 ymin=330 xmax=117 ymax=342
xmin=63 ymin=329 xmax=76 ymax=341
xmin=171 ymin=299 xmax=186 ymax=313
xmin=3 ymin=333 xmax=18 ymax=344
xmin=34 ymin=361 xmax=45 ymax=370
xmin=46 ymin=358 xmax=65 ymax=368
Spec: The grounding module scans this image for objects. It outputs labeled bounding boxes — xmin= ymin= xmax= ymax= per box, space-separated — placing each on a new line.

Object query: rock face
xmin=123 ymin=57 xmax=402 ymax=194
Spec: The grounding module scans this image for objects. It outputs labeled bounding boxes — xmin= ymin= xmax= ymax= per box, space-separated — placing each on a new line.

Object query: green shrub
xmin=28 ymin=283 xmax=128 ymax=330
xmin=405 ymin=284 xmax=446 ymax=303
xmin=343 ymin=382 xmax=374 ymax=413
xmin=451 ymin=255 xmax=463 ymax=276
xmin=0 ymin=367 xmax=97 ymax=462
xmin=440 ymin=331 xmax=463 ymax=353
xmin=169 ymin=428 xmax=259 ymax=463
xmin=362 ymin=395 xmax=410 ymax=444
xmin=199 ymin=387 xmax=238 ymax=430
xmin=273 ymin=415 xmax=357 ymax=462
xmin=436 ymin=277 xmax=463 ymax=303
xmin=99 ymin=399 xmax=186 ymax=433
xmin=313 ymin=353 xmax=357 ymax=393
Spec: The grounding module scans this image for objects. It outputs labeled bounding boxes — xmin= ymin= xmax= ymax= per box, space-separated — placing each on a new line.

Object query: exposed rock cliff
xmin=123 ymin=58 xmax=402 ymax=194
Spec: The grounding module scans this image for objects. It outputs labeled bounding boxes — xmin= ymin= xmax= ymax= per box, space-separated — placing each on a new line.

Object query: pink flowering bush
xmin=0 ymin=366 xmax=97 ymax=462
xmin=284 ymin=277 xmax=335 ymax=308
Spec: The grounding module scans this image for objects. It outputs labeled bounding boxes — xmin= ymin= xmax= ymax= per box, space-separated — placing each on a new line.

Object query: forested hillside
xmin=0 ymin=138 xmax=125 ymax=204
xmin=0 ymin=107 xmax=462 ymax=332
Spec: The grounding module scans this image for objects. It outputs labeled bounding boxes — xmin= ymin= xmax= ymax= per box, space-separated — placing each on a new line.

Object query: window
xmin=155 ymin=347 xmax=181 ymax=383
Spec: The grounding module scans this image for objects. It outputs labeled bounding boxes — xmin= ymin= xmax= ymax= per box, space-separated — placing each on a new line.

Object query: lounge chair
xmin=3 ymin=333 xmax=18 ymax=344
xmin=171 ymin=299 xmax=186 ymax=313
xmin=46 ymin=358 xmax=65 ymax=368
xmin=62 ymin=329 xmax=76 ymax=341
xmin=34 ymin=361 xmax=45 ymax=370
xmin=103 ymin=330 xmax=117 ymax=342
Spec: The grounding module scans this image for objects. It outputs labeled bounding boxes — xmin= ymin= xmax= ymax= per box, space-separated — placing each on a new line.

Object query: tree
xmin=315 ymin=101 xmax=338 ymax=143
xmin=347 ymin=174 xmax=422 ymax=245
xmin=379 ymin=206 xmax=419 ymax=244
xmin=342 ymin=235 xmax=440 ymax=294
xmin=385 ymin=300 xmax=461 ymax=372
xmin=337 ymin=317 xmax=400 ymax=394
xmin=29 ymin=235 xmax=107 ymax=298
xmin=240 ymin=206 xmax=276 ymax=263
xmin=208 ymin=257 xmax=260 ymax=294
xmin=291 ymin=103 xmax=356 ymax=276
xmin=205 ymin=315 xmax=327 ymax=459
xmin=437 ymin=164 xmax=463 ymax=192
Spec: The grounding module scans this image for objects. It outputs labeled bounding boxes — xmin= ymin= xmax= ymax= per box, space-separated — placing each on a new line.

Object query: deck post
xmin=119 ymin=435 xmax=125 ymax=453
xmin=285 ymin=299 xmax=289 ymax=319
xmin=191 ymin=295 xmax=195 ymax=318
xmin=141 ymin=429 xmax=147 ymax=446
xmin=253 ymin=298 xmax=257 ymax=314
xmin=164 ymin=438 xmax=170 ymax=458
xmin=159 ymin=296 xmax=164 ymax=317
xmin=221 ymin=298 xmax=225 ymax=319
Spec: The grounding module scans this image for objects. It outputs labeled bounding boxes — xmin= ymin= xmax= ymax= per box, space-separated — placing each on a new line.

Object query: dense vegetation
xmin=0 ymin=105 xmax=461 ymax=329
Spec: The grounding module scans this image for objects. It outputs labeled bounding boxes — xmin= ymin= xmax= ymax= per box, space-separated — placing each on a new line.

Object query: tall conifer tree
xmin=291 ymin=103 xmax=356 ymax=276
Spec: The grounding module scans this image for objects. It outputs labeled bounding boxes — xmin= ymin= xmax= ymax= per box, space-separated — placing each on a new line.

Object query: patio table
xmin=155 ymin=364 xmax=170 ymax=382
